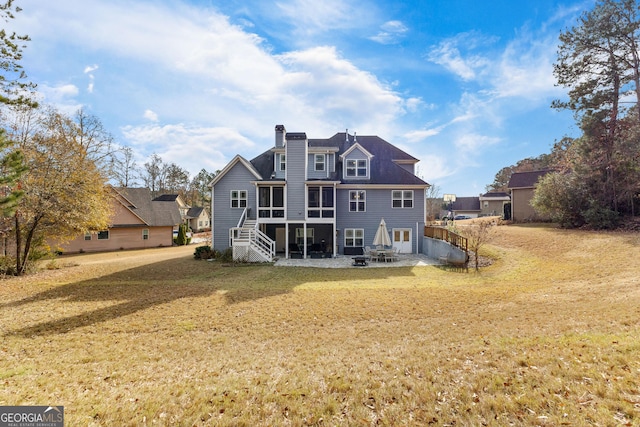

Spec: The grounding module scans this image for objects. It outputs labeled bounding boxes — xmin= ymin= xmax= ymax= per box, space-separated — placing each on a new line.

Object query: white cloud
xmin=404 ymin=128 xmax=441 ymax=143
xmin=369 ymin=20 xmax=408 ymax=44
xmin=122 ymin=124 xmax=256 ymax=176
xmin=37 ymin=84 xmax=82 ymax=114
xmin=275 ymin=0 xmax=367 ymax=37
xmin=427 ymin=32 xmax=494 ymax=81
xmin=143 ymin=109 xmax=159 ymax=122
xmin=454 ymin=133 xmax=500 ymax=152
xmin=84 ymin=64 xmax=99 ymax=74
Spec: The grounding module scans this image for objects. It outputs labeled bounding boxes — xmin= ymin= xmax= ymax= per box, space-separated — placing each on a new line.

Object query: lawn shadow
xmin=1 ymin=253 xmax=422 ymax=337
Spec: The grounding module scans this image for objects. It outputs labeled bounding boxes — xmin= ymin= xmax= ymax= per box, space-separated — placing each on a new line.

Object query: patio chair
xmin=364 ymin=246 xmax=372 ymax=261
xmin=385 ymin=247 xmax=399 ymax=262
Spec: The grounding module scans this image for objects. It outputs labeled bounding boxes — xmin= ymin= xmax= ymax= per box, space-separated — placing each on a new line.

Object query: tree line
xmin=0 ymin=1 xmax=214 ymax=274
xmin=487 ymin=0 xmax=640 ymax=229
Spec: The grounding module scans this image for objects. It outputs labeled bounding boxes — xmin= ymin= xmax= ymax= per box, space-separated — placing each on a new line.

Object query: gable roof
xmin=508 ymin=170 xmax=551 ymax=189
xmin=210 ymin=155 xmax=263 ymax=186
xmin=187 ymin=206 xmax=207 ymax=218
xmin=115 ymin=187 xmax=182 ymax=227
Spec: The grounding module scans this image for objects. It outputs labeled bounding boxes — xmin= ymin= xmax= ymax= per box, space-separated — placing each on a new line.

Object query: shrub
xmin=583 ymin=202 xmax=619 ymax=230
xmin=176 ymin=224 xmax=189 ymax=246
xmin=217 ymin=247 xmax=234 ymax=263
xmin=193 ymin=245 xmax=216 ymax=260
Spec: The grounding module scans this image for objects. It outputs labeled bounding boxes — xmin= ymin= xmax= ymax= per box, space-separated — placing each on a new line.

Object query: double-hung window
xmin=143 ymin=229 xmax=149 ymax=240
xmin=315 ymin=154 xmax=325 ymax=171
xmin=279 ymin=154 xmax=286 ymax=171
xmin=231 ymin=190 xmax=247 ymax=208
xmin=349 ymin=190 xmax=366 ymax=212
xmin=97 ymin=230 xmax=109 ymax=240
xmin=392 ymin=190 xmax=413 ymax=208
xmin=346 ymin=159 xmax=367 ymax=177
xmin=344 ymin=229 xmax=364 ymax=248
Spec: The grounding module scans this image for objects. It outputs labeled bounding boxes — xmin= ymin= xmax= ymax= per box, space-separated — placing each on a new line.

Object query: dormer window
xmin=314 ymin=154 xmax=325 ymax=171
xmin=346 ymin=159 xmax=367 ymax=177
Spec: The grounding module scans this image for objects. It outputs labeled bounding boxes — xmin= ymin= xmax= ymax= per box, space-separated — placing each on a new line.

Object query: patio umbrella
xmin=372 ymin=218 xmax=392 ymax=248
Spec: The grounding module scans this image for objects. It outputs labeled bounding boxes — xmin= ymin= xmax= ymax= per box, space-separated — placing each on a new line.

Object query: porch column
xmin=303 ymin=223 xmax=307 ymax=258
xmin=285 ymin=222 xmax=289 ymax=258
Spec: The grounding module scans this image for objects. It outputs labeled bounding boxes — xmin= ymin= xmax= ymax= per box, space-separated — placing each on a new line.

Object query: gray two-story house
xmin=210 ymin=125 xmax=429 ymax=262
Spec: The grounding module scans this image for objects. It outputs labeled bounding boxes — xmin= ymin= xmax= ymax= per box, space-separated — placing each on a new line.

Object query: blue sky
xmin=9 ymin=0 xmax=593 ymax=196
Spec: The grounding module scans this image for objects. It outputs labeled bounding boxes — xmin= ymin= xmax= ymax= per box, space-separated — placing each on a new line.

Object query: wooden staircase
xmin=230 ymin=214 xmax=275 ymax=262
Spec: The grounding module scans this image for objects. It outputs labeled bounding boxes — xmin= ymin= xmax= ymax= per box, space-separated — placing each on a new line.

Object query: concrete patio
xmin=273 ymin=253 xmax=441 ymax=268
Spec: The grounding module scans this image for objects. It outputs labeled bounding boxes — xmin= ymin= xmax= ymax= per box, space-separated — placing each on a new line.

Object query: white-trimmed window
xmin=231 ymin=190 xmax=247 ymax=208
xmin=315 ymin=154 xmax=325 ymax=171
xmin=143 ymin=229 xmax=149 ymax=240
xmin=392 ymin=190 xmax=413 ymax=208
xmin=279 ymin=154 xmax=286 ymax=171
xmin=349 ymin=190 xmax=366 ymax=212
xmin=307 ymin=186 xmax=334 ymax=218
xmin=346 ymin=159 xmax=367 ymax=177
xmin=259 ymin=186 xmax=285 ymax=218
xmin=344 ymin=228 xmax=364 ymax=247
xmin=84 ymin=232 xmax=92 ymax=241
xmin=97 ymin=230 xmax=109 ymax=240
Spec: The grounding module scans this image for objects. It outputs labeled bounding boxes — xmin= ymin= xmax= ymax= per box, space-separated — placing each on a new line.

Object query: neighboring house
xmin=59 ymin=187 xmax=181 ymax=253
xmin=508 ymin=170 xmax=551 ymax=221
xmin=153 ymin=194 xmax=209 ymax=232
xmin=210 ymin=125 xmax=429 ymax=261
xmin=186 ymin=206 xmax=210 ymax=232
xmin=479 ymin=192 xmax=510 ymax=217
xmin=153 ymin=194 xmax=190 ymax=222
xmin=450 ymin=197 xmax=481 ymax=218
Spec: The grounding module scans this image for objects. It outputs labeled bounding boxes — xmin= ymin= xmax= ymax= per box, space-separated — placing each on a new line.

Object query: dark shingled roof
xmin=187 ymin=206 xmax=206 ymax=219
xmin=451 ymin=197 xmax=481 ymax=212
xmin=250 ymin=132 xmax=427 ymax=186
xmin=152 ymin=194 xmax=179 ymax=202
xmin=116 ymin=187 xmax=182 ymax=227
xmin=508 ymin=170 xmax=551 ymax=189
xmin=482 ymin=191 xmax=510 ymax=198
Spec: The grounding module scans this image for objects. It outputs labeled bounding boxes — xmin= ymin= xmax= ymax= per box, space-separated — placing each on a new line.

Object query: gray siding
xmin=336 ymin=188 xmax=425 ymax=253
xmin=307 ymin=153 xmax=329 ymax=179
xmin=286 ymin=139 xmax=307 ymax=221
xmin=212 ymin=164 xmax=257 ymax=251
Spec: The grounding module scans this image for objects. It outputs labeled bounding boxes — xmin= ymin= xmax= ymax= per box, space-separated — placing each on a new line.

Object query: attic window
xmin=346 ymin=159 xmax=367 ymax=177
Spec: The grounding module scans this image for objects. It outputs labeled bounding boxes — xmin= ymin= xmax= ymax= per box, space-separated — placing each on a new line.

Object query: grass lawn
xmin=1 ymin=224 xmax=639 ymax=426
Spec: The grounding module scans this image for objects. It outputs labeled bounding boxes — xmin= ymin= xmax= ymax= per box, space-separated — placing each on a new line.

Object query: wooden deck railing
xmin=424 ymin=226 xmax=468 ymax=251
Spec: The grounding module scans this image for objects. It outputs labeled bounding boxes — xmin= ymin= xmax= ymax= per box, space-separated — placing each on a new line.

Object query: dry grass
xmin=1 ymin=225 xmax=639 ymax=426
